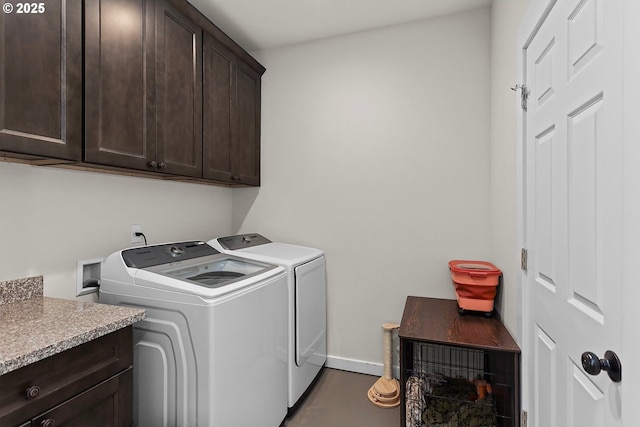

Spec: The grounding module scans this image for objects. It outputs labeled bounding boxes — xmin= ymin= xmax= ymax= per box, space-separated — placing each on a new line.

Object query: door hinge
xmin=521 ymin=409 xmax=528 ymax=427
xmin=521 ymin=248 xmax=528 ymax=271
xmin=511 ymin=84 xmax=529 ymax=111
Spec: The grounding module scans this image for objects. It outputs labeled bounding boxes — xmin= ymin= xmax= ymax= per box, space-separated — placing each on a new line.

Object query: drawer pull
xmin=25 ymin=385 xmax=40 ymax=399
xmin=40 ymin=419 xmax=56 ymax=427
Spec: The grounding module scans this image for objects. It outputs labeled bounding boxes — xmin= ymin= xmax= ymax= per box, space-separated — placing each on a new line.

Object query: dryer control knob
xmin=242 ymin=236 xmax=252 ymax=244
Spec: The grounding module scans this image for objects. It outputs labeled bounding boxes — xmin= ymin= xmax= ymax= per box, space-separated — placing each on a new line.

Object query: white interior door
xmin=520 ymin=0 xmax=624 ymax=425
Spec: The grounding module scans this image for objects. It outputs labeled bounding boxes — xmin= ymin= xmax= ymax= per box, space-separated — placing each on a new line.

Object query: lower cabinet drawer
xmin=32 ymin=368 xmax=133 ymax=427
xmin=0 ymin=327 xmax=133 ymax=426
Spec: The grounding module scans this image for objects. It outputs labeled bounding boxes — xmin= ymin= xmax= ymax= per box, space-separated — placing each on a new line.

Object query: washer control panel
xmin=122 ymin=241 xmax=218 ymax=268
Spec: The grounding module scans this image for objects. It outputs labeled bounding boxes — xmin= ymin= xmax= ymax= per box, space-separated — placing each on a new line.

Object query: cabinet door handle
xmin=158 ymin=161 xmax=166 ymax=169
xmin=148 ymin=160 xmax=158 ymax=168
xmin=40 ymin=419 xmax=56 ymax=427
xmin=231 ymin=175 xmax=241 ymax=181
xmin=25 ymin=385 xmax=40 ymax=399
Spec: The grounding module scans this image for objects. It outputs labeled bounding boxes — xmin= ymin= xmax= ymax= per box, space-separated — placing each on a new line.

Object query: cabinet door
xmin=0 ymin=328 xmax=133 ymax=426
xmin=233 ymin=61 xmax=262 ymax=186
xmin=32 ymin=369 xmax=133 ymax=427
xmin=156 ymin=1 xmax=203 ymax=177
xmin=0 ymin=0 xmax=82 ymax=160
xmin=85 ymin=0 xmax=157 ymax=172
xmin=202 ymin=33 xmax=234 ymax=181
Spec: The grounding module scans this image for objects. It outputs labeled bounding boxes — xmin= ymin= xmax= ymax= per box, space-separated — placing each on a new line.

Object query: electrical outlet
xmin=131 ymin=224 xmax=142 ymax=243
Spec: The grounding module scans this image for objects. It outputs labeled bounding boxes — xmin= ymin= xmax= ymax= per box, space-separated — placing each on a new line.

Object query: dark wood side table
xmin=399 ymin=296 xmax=521 ymax=427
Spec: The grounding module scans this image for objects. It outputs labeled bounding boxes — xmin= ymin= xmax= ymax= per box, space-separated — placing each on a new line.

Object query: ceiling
xmin=187 ymin=0 xmax=492 ymax=52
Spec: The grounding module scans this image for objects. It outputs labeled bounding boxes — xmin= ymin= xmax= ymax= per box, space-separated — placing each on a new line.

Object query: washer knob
xmin=169 ymin=246 xmax=184 ymax=256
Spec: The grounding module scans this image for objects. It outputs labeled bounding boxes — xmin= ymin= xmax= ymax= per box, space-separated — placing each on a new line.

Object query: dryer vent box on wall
xmin=449 ymin=260 xmax=501 ymax=315
xmin=77 ymin=258 xmax=103 ymax=296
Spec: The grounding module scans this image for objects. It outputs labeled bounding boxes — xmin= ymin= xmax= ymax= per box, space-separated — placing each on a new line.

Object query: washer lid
xmin=147 ymin=256 xmax=276 ymax=289
xmin=121 ymin=240 xmax=279 ymax=289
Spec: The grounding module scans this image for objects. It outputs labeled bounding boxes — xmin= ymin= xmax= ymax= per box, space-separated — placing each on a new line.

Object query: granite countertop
xmin=0 ymin=275 xmax=145 ymax=375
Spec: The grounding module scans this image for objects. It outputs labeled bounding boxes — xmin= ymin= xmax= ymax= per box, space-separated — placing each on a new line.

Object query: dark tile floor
xmin=284 ymin=368 xmax=400 ymax=427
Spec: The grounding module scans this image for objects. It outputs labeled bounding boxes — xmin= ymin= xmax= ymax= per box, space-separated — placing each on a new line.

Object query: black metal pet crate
xmin=399 ymin=297 xmax=520 ymax=427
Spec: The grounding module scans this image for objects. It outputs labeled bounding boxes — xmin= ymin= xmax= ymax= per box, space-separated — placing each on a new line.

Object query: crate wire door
xmin=406 ymin=342 xmax=511 ymax=427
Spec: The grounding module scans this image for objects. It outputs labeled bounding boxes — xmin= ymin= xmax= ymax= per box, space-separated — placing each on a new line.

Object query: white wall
xmin=0 ymin=2 xmax=530 ymax=373
xmin=234 ymin=8 xmax=492 ymax=370
xmin=489 ymin=0 xmax=529 ymax=341
xmin=0 ymin=161 xmax=232 ymax=300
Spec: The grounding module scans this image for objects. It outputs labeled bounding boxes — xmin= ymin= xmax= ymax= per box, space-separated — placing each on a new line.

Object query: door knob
xmin=581 ymin=350 xmax=622 ymax=382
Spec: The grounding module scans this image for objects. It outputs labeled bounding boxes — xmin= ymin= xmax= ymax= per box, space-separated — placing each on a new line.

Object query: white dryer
xmin=208 ymin=234 xmax=327 ymax=410
xmin=99 ymin=241 xmax=288 ymax=427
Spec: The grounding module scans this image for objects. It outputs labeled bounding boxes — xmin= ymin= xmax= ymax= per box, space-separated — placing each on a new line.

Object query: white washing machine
xmin=208 ymin=234 xmax=327 ymax=410
xmin=99 ymin=241 xmax=288 ymax=427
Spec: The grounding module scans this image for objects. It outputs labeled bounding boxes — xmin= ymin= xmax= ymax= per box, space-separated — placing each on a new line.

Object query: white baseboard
xmin=326 ymin=355 xmax=400 ymax=379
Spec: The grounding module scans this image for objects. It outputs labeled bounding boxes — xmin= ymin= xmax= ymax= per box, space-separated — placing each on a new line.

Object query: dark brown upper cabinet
xmin=85 ymin=0 xmax=202 ymax=178
xmin=2 ymin=0 xmax=263 ymax=186
xmin=203 ymin=33 xmax=263 ymax=186
xmin=234 ymin=61 xmax=263 ymax=186
xmin=0 ymin=1 xmax=82 ymax=160
xmin=203 ymin=34 xmax=234 ymax=182
xmin=84 ymin=0 xmax=156 ymax=172
xmin=155 ymin=0 xmax=203 ymax=177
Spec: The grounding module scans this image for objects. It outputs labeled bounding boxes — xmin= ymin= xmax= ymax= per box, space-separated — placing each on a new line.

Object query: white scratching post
xmin=367 ymin=322 xmax=401 ymax=408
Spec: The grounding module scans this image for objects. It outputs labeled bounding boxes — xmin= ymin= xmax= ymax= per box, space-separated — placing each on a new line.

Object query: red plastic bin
xmin=449 ymin=260 xmax=502 ymax=315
